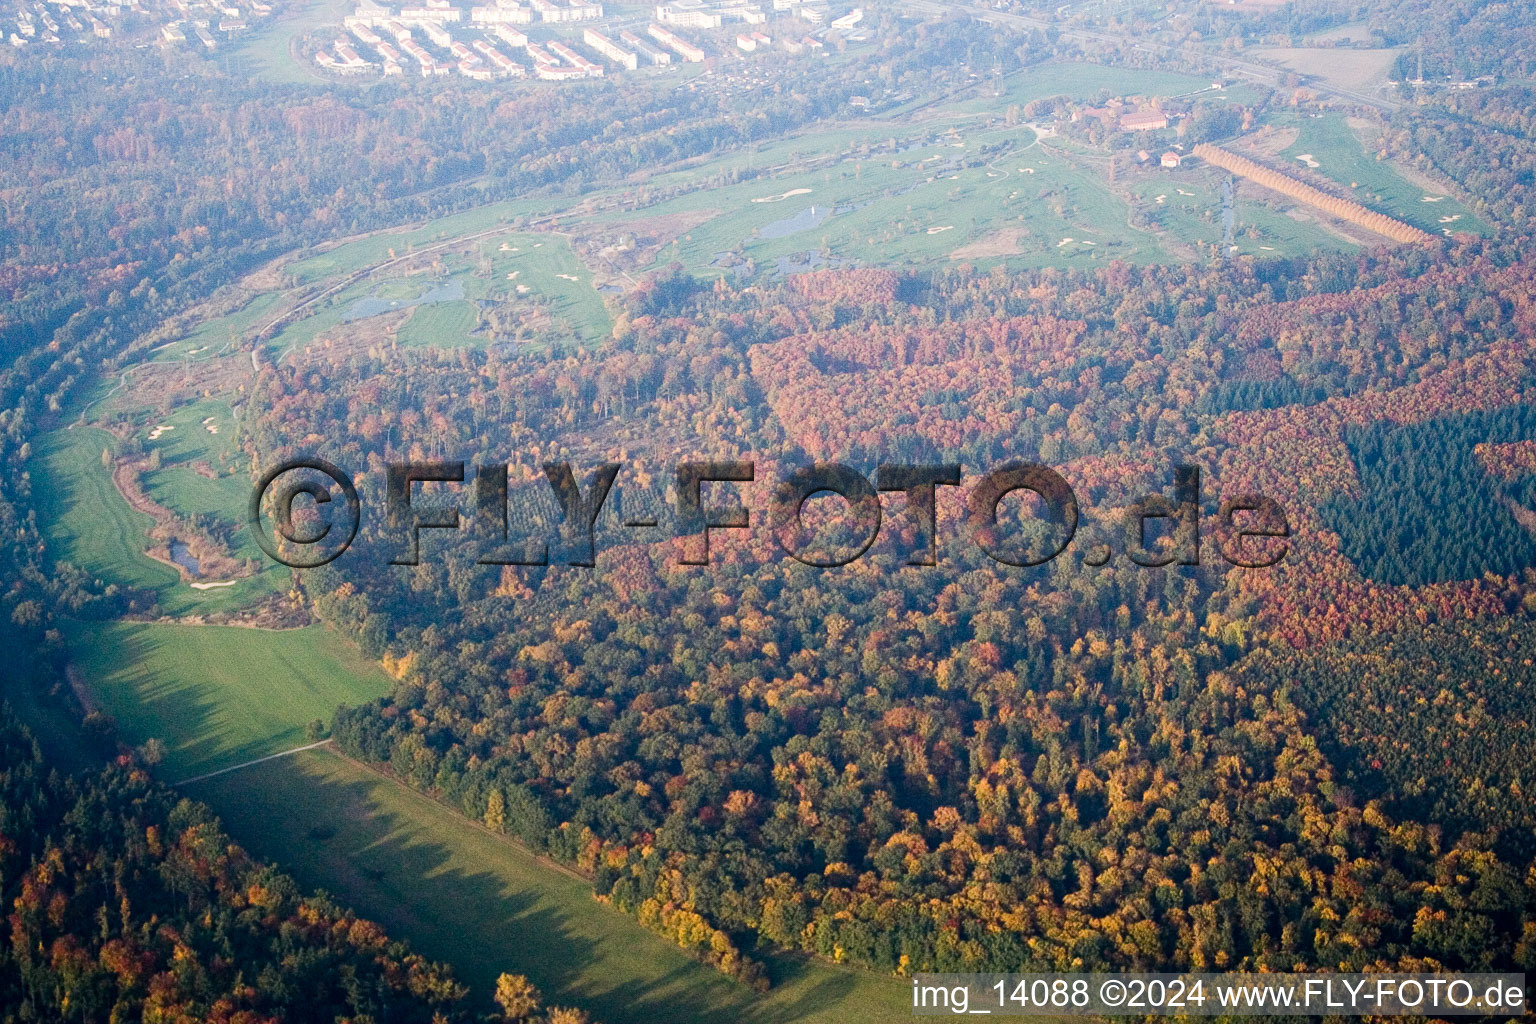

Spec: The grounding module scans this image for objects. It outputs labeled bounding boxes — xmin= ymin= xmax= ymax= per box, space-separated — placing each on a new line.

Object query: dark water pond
xmin=758 ymin=205 xmax=832 ymax=240
xmin=168 ymin=539 xmax=200 ymax=576
xmin=343 ymin=278 xmax=465 ymax=322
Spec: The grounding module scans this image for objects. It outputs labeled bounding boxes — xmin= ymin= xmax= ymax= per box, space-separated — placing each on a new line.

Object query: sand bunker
xmin=189 ymin=580 xmax=238 ymax=590
xmin=1296 ymin=154 xmax=1320 ymax=169
xmin=927 ymin=225 xmax=954 ymax=235
xmin=752 ymin=188 xmax=813 ymax=204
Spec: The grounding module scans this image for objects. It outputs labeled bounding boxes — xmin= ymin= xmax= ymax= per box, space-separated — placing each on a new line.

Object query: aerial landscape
xmin=2 ymin=0 xmax=1535 ymax=1020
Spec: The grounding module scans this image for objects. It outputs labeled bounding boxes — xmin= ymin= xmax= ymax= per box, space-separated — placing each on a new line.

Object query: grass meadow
xmin=228 ymin=0 xmax=350 ymax=85
xmin=468 ymin=232 xmax=613 ymax=341
xmin=35 ymin=420 xmax=281 ymax=615
xmin=35 ymin=425 xmax=182 ymax=595
xmin=66 ymin=621 xmax=390 ymax=779
xmin=1278 ymin=114 xmax=1485 ymax=235
xmin=630 ymin=128 xmax=1179 ymax=276
xmin=189 ymin=748 xmax=923 ymax=1024
xmin=285 ymin=195 xmax=569 ymax=284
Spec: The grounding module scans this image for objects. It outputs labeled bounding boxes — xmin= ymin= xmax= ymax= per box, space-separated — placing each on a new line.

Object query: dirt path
xmin=173 ymin=739 xmax=333 ymax=786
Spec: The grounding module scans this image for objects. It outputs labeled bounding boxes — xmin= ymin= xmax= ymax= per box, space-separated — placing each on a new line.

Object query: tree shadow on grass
xmin=188 ymin=750 xmax=902 ymax=1024
xmin=72 ymin=622 xmax=298 ymax=778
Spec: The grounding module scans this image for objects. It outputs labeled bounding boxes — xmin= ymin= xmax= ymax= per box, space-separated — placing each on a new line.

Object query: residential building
xmin=620 ymin=29 xmax=669 ymax=64
xmin=1119 ymin=110 xmax=1168 ymax=132
xmin=492 ymin=23 xmax=526 ymax=46
xmin=648 ymin=22 xmax=702 ymax=61
xmin=583 ymin=28 xmax=636 ymax=70
xmin=656 ymin=0 xmax=718 ymax=28
xmin=829 ymin=6 xmax=860 ymax=28
xmin=471 ymin=5 xmax=533 ymax=23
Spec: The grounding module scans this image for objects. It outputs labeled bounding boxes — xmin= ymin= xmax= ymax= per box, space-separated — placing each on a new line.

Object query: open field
xmin=152 ymin=293 xmax=280 ymax=362
xmin=396 ymin=295 xmax=482 ymax=349
xmin=1276 ymin=114 xmax=1485 ymax=235
xmin=67 ymin=621 xmax=390 ymax=779
xmin=626 ymin=130 xmax=1184 ymax=274
xmin=189 ymin=748 xmax=922 ymax=1024
xmin=286 ymin=195 xmax=570 ymax=284
xmin=1123 ymin=174 xmax=1347 ymax=255
xmin=472 ymin=232 xmax=614 ymax=341
xmin=237 ymin=63 xmax=1353 ymax=334
xmin=1252 ymin=46 xmax=1400 ymax=97
xmin=35 ymin=425 xmax=183 ymax=595
xmin=229 ymin=0 xmax=350 ymax=84
xmin=35 ymin=421 xmax=279 ymax=615
xmin=945 ymin=62 xmax=1220 ymax=116
xmin=140 ymin=399 xmax=254 ymax=526
xmin=274 ymin=231 xmax=613 ymax=352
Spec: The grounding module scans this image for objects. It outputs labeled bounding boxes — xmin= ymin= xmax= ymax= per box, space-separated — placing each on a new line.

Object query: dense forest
xmin=0 ymin=715 xmax=474 ymax=1023
xmin=6 ymin=0 xmax=1536 ymax=1011
xmin=228 ymin=234 xmax=1536 ymax=979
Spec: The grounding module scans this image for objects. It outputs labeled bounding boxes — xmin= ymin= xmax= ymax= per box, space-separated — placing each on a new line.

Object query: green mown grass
xmin=629 ymin=129 xmax=1173 ymax=275
xmin=67 ymin=621 xmax=390 ymax=779
xmin=1123 ymin=174 xmax=1347 ymax=256
xmin=229 ymin=0 xmax=350 ymax=85
xmin=945 ymin=62 xmax=1219 ymax=117
xmin=152 ymin=293 xmax=281 ymax=362
xmin=35 ymin=425 xmax=181 ymax=595
xmin=473 ymin=233 xmax=613 ymax=341
xmin=188 ymin=748 xmax=920 ymax=1024
xmin=396 ymin=298 xmax=482 ymax=349
xmin=36 ymin=420 xmax=279 ymax=616
xmin=1278 ymin=113 xmax=1486 ymax=236
xmin=286 ymin=197 xmax=571 ymax=285
xmin=136 ymin=399 xmax=287 ymax=603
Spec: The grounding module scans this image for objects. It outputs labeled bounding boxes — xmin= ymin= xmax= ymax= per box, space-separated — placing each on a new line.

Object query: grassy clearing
xmin=34 ymin=425 xmax=181 ymax=594
xmin=396 ymin=299 xmax=482 ymax=349
xmin=286 ymin=196 xmax=571 ymax=285
xmin=154 ymin=293 xmax=282 ymax=362
xmin=630 ymin=128 xmax=1172 ymax=274
xmin=472 ymin=233 xmax=613 ymax=341
xmin=946 ymin=62 xmax=1218 ymax=116
xmin=1252 ymin=46 xmax=1399 ymax=96
xmin=67 ymin=621 xmax=390 ymax=779
xmin=137 ymin=399 xmax=286 ymax=604
xmin=229 ymin=0 xmax=350 ymax=85
xmin=1124 ymin=173 xmax=1346 ymax=255
xmin=35 ymin=419 xmax=279 ymax=615
xmin=1278 ymin=114 xmax=1485 ymax=235
xmin=189 ymin=748 xmax=919 ymax=1024
xmin=140 ymin=398 xmax=246 ymax=510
